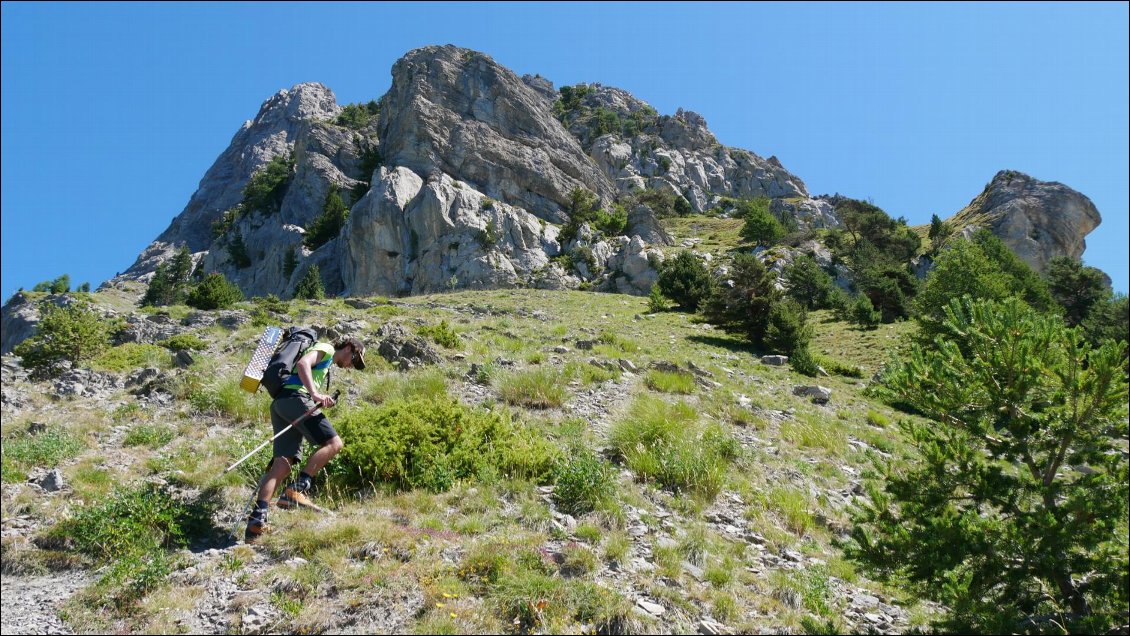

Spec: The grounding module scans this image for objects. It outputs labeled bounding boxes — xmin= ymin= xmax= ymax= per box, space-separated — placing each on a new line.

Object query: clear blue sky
xmin=3 ymin=1 xmax=1127 ymax=303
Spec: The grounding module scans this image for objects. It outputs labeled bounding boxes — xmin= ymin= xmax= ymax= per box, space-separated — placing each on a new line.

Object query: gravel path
xmin=0 ymin=573 xmax=91 ymax=635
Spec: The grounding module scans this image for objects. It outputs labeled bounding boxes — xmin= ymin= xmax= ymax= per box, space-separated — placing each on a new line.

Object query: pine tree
xmin=294 ymin=265 xmax=325 ymax=300
xmin=852 ymin=297 xmax=1129 ymax=632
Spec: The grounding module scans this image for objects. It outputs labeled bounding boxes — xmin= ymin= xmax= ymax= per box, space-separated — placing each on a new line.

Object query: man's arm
xmin=294 ymin=350 xmax=335 ymax=407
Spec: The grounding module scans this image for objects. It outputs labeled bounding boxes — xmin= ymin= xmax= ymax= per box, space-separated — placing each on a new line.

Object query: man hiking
xmin=245 ymin=335 xmax=366 ymax=542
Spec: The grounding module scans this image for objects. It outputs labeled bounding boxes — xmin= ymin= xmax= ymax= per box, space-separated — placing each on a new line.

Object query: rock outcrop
xmin=117 ymin=83 xmax=345 ymax=289
xmin=563 ymin=85 xmax=809 ymax=209
xmin=947 ymin=170 xmax=1101 ymax=273
xmin=378 ymin=45 xmax=617 ymax=220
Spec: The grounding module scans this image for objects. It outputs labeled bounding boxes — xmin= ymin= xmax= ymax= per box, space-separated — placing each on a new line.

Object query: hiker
xmin=245 ymin=336 xmax=366 ymax=542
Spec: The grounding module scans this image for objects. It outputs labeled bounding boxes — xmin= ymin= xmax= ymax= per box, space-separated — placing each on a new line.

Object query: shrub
xmin=560 ymin=187 xmax=601 ymax=245
xmin=141 ymin=246 xmax=194 ymax=307
xmin=593 ymin=205 xmax=628 ymax=237
xmin=1045 ymin=256 xmax=1110 ymax=327
xmin=185 ymin=273 xmax=243 ymax=310
xmin=14 ymin=299 xmax=112 ymax=377
xmin=783 ymin=256 xmax=837 ymax=310
xmin=657 ymin=251 xmax=713 ymax=311
xmin=702 ymin=253 xmax=780 ymax=348
xmin=90 ymin=343 xmax=168 ymax=372
xmin=764 ymin=298 xmax=811 ymax=355
xmin=32 ymin=274 xmax=71 ymax=294
xmin=499 ymin=368 xmax=568 ymax=409
xmin=1 ymin=428 xmax=85 ymax=483
xmin=737 ymin=197 xmax=784 ymax=247
xmin=647 ymin=283 xmax=668 ymax=313
xmin=330 ymin=397 xmax=560 ymax=493
xmin=294 ymin=265 xmax=325 ymax=300
xmin=335 ymin=100 xmax=380 ymax=129
xmin=633 ymin=188 xmax=692 ymax=218
xmin=610 ymin=399 xmax=737 ymax=500
xmin=1082 ymin=293 xmax=1129 ymax=350
xmin=50 ymin=482 xmax=219 ymax=563
xmin=282 ymin=247 xmax=299 ymax=279
xmin=158 ymin=333 xmax=208 ymax=352
xmin=418 ymin=320 xmax=462 ymax=349
xmin=788 ymin=346 xmax=822 ymax=377
xmin=854 ymin=297 xmax=1129 ymax=632
xmin=242 ymin=154 xmax=292 ymax=215
xmin=553 ymin=449 xmax=618 ymax=516
xmin=849 ymin=293 xmax=882 ymax=328
xmin=226 ymin=230 xmax=252 ymax=268
xmin=475 ymin=220 xmax=500 ymax=249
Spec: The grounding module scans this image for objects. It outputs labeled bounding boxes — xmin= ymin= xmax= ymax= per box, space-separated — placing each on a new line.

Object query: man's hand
xmin=312 ymin=393 xmax=336 ymax=409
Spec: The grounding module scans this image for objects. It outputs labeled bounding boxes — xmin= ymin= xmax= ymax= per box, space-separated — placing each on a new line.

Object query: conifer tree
xmin=294 ymin=265 xmax=325 ymax=300
xmin=852 ymin=297 xmax=1129 ymax=632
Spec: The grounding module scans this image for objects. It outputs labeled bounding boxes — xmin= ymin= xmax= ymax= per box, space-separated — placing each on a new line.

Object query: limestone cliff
xmin=947 ymin=170 xmax=1101 ymax=273
xmin=107 ymin=45 xmax=812 ymax=299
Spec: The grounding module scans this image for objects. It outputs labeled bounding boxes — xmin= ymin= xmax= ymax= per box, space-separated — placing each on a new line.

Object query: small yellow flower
xmin=435 ymin=602 xmax=445 ymax=608
xmin=450 ymin=612 xmax=457 ymax=619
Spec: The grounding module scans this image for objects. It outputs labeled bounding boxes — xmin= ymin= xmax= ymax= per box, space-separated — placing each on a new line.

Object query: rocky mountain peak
xmin=248 ymin=82 xmax=340 ymax=128
xmin=950 ymin=169 xmax=1101 ymax=273
xmin=379 ymin=44 xmax=616 ymax=220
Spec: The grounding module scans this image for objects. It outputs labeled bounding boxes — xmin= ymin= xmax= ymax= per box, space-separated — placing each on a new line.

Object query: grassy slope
xmin=1 ymin=279 xmax=940 ymax=634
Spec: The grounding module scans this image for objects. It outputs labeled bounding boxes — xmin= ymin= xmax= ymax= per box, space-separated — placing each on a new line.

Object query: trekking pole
xmin=223 ymin=390 xmax=340 ymax=475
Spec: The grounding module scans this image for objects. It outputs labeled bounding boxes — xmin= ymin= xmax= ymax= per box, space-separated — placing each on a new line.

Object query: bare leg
xmin=256 ymin=457 xmax=293 ymax=502
xmin=301 ymin=436 xmax=343 ymax=477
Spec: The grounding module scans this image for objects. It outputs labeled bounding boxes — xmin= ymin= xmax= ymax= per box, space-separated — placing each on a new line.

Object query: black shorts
xmin=271 ymin=391 xmax=338 ymax=460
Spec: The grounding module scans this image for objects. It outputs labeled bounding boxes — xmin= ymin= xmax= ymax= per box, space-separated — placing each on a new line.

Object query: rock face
xmin=949 ymin=170 xmax=1101 ymax=273
xmin=104 ymin=46 xmax=825 ymax=301
xmin=378 ymin=45 xmax=617 ymax=220
xmin=1 ymin=293 xmax=42 ymax=355
xmin=118 ymin=83 xmax=345 ymax=290
xmin=567 ymin=85 xmax=809 ymax=209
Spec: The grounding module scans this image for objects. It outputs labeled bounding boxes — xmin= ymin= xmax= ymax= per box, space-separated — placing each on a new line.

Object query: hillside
xmin=1 ymin=277 xmax=941 ymax=634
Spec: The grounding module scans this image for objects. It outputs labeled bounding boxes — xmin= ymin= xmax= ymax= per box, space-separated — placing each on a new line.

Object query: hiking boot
xmin=276 ymin=487 xmax=317 ymax=510
xmin=244 ymin=514 xmax=270 ymax=543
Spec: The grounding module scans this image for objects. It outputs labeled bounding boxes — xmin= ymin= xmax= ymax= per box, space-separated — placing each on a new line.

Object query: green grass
xmin=123 ymin=425 xmax=175 ymax=449
xmin=362 ymin=368 xmax=448 ymax=404
xmin=644 ymin=369 xmax=697 ymax=394
xmin=498 ymin=368 xmax=568 ymax=409
xmin=1 ymin=428 xmax=86 ymax=483
xmin=609 ymin=399 xmax=739 ymax=501
xmin=90 ymin=343 xmax=170 ymax=372
xmin=660 ymin=215 xmax=745 ymax=255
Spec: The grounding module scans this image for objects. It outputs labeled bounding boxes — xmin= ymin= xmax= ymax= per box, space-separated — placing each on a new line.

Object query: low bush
xmin=185 ymin=273 xmax=243 ymax=310
xmin=14 ymin=299 xmax=113 ymax=377
xmin=49 ymin=482 xmax=219 ymax=563
xmin=330 ymin=397 xmax=561 ymax=493
xmin=418 ymin=320 xmax=462 ymax=349
xmin=90 ymin=343 xmax=168 ymax=373
xmin=657 ymin=251 xmax=713 ymax=311
xmin=157 ymin=333 xmax=208 ymax=352
xmin=552 ymin=449 xmax=618 ymax=516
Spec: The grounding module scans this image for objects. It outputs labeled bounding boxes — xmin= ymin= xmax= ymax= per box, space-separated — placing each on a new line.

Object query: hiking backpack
xmin=259 ymin=326 xmax=319 ymax=398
